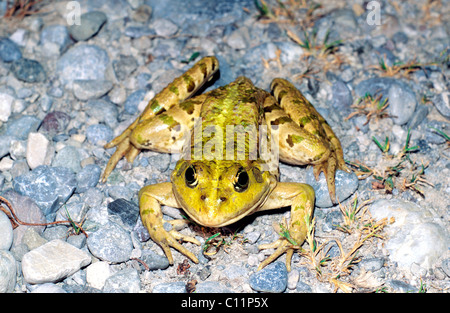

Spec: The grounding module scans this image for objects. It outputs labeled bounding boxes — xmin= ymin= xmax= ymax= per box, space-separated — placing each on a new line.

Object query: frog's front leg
xmin=101 ymin=56 xmax=219 ymax=182
xmin=139 ymin=183 xmax=201 ymax=264
xmin=256 ymin=182 xmax=315 ymax=271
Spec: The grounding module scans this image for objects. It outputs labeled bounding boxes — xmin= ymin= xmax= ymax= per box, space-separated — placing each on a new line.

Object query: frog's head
xmin=171 ymin=160 xmax=276 ymax=227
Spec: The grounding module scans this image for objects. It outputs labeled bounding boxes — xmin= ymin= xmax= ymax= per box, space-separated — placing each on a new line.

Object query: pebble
xmin=0 ymin=37 xmax=22 ymax=62
xmin=112 ymin=54 xmax=138 ymax=81
xmin=72 ymin=79 xmax=113 ymax=101
xmin=86 ymin=221 xmax=133 ymax=263
xmin=85 ymin=99 xmax=119 ymax=128
xmin=86 ymin=124 xmax=114 ymax=145
xmin=68 ymin=11 xmax=107 ymax=42
xmin=22 ymin=228 xmax=48 ymax=250
xmin=86 ymin=261 xmax=111 ymax=290
xmin=107 ymin=198 xmax=140 ymax=228
xmin=52 ymin=145 xmax=81 ymax=173
xmin=13 ymin=165 xmax=77 ymax=222
xmin=103 ymin=268 xmax=141 ymax=293
xmin=152 ymin=281 xmax=186 ymax=293
xmin=0 ymin=210 xmax=13 ymax=250
xmin=30 ymin=283 xmax=67 ymax=293
xmin=26 ymin=132 xmax=52 ymax=169
xmin=387 ymin=83 xmax=417 ymax=125
xmin=5 ymin=115 xmax=41 ymax=140
xmin=329 ymin=80 xmax=353 ymax=111
xmin=249 ymin=262 xmax=288 ymax=293
xmin=76 ymin=164 xmax=101 ymax=193
xmin=40 ymin=111 xmax=71 ymax=136
xmin=0 ymin=92 xmax=14 ymax=122
xmin=1 ymin=190 xmax=47 ymax=247
xmin=139 ymin=250 xmax=170 ymax=271
xmin=0 ymin=250 xmax=16 ymax=292
xmin=387 ymin=280 xmax=418 ymax=293
xmin=21 ymin=239 xmax=91 ymax=284
xmin=10 ymin=58 xmax=47 ymax=83
xmin=432 ymin=91 xmax=450 ymax=118
xmin=369 ymin=199 xmax=448 ymax=270
xmin=124 ymin=89 xmax=147 ymax=115
xmin=306 ymin=168 xmax=359 ymax=208
xmin=151 ymin=18 xmax=179 ymax=37
xmin=195 ymin=281 xmax=233 ymax=293
xmin=56 ymin=44 xmax=109 ymax=87
xmin=40 ymin=24 xmax=72 ymax=54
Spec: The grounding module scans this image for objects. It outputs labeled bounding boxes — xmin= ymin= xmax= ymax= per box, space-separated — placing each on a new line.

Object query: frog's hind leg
xmin=268 ymin=78 xmax=349 ymax=203
xmin=101 ymin=56 xmax=219 ymax=182
xmin=256 ymin=182 xmax=315 ymax=271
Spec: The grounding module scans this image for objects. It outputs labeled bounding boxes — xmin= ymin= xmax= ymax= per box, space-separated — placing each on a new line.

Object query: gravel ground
xmin=0 ymin=0 xmax=449 ymax=293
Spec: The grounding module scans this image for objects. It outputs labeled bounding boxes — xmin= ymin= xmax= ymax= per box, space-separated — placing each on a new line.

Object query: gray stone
xmin=69 ymin=11 xmax=107 ymax=41
xmin=52 ymin=145 xmax=82 ymax=173
xmin=387 ymin=83 xmax=417 ymax=125
xmin=103 ymin=268 xmax=140 ymax=293
xmin=152 ymin=281 xmax=186 ymax=293
xmin=369 ymin=199 xmax=448 ymax=270
xmin=86 ymin=124 xmax=114 ymax=145
xmin=73 ymin=79 xmax=113 ymax=101
xmin=86 ymin=222 xmax=133 ymax=263
xmin=249 ymin=261 xmax=288 ymax=293
xmin=13 ymin=165 xmax=77 ymax=222
xmin=0 ymin=250 xmax=16 ymax=292
xmin=0 ymin=37 xmax=22 ymax=62
xmin=75 ymin=164 xmax=101 ymax=193
xmin=10 ymin=58 xmax=46 ymax=83
xmin=40 ymin=25 xmax=72 ymax=53
xmin=57 ymin=44 xmax=109 ymax=87
xmin=21 ymin=239 xmax=91 ymax=284
xmin=433 ymin=91 xmax=450 ymax=118
xmin=5 ymin=115 xmax=41 ymax=140
xmin=306 ymin=169 xmax=359 ymax=208
xmin=30 ymin=283 xmax=67 ymax=293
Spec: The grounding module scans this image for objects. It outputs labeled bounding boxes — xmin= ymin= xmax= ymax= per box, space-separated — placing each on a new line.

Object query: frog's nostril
xmin=200 ymin=195 xmax=206 ymax=201
xmin=220 ymin=197 xmax=227 ymax=202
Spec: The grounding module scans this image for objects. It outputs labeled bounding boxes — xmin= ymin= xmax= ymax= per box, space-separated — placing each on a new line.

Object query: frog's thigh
xmin=130 ymin=96 xmax=204 ymax=153
xmin=259 ymin=182 xmax=315 ymax=243
xmin=264 ymin=95 xmax=330 ymax=166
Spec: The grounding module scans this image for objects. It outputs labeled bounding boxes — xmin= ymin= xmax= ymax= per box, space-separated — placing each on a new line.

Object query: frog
xmin=101 ymin=56 xmax=349 ymax=271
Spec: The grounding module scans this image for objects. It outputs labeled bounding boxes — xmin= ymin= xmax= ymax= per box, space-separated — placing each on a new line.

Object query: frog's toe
xmin=258 ymin=239 xmax=295 ymax=271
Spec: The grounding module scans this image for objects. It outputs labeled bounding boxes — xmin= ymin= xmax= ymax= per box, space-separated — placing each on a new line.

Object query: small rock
xmin=287 ymin=269 xmax=300 ymax=290
xmin=57 ymin=44 xmax=109 ymax=87
xmin=68 ymin=11 xmax=107 ymax=42
xmin=0 ymin=92 xmax=14 ymax=122
xmin=387 ymin=83 xmax=417 ymax=125
xmin=22 ymin=227 xmax=48 ymax=250
xmin=0 ymin=136 xmax=13 ymax=158
xmin=107 ymin=198 xmax=140 ymax=228
xmin=73 ymin=79 xmax=113 ymax=101
xmin=151 ymin=18 xmax=178 ymax=37
xmin=369 ymin=199 xmax=448 ymax=270
xmin=40 ymin=111 xmax=71 ymax=136
xmin=52 ymin=145 xmax=81 ymax=173
xmin=13 ymin=165 xmax=77 ymax=222
xmin=112 ymin=54 xmax=138 ymax=81
xmin=152 ymin=281 xmax=186 ymax=293
xmin=124 ymin=89 xmax=147 ymax=115
xmin=86 ymin=222 xmax=133 ymax=263
xmin=226 ymin=27 xmax=250 ymax=50
xmin=40 ymin=24 xmax=72 ymax=53
xmin=85 ymin=99 xmax=118 ymax=128
xmin=139 ymin=250 xmax=170 ymax=271
xmin=26 ymin=132 xmax=53 ymax=169
xmin=359 ymin=257 xmax=385 ymax=272
xmin=441 ymin=258 xmax=450 ymax=277
xmin=86 ymin=261 xmax=111 ymax=290
xmin=249 ymin=262 xmax=288 ymax=293
xmin=86 ymin=124 xmax=114 ymax=145
xmin=10 ymin=58 xmax=46 ymax=83
xmin=433 ymin=91 xmax=450 ymax=118
xmin=31 ymin=283 xmax=67 ymax=293
xmin=103 ymin=268 xmax=140 ymax=293
xmin=195 ymin=281 xmax=233 ymax=293
xmin=75 ymin=164 xmax=101 ymax=193
xmin=296 ymin=280 xmax=313 ymax=293
xmin=0 ymin=210 xmax=13 ymax=250
xmin=387 ymin=280 xmax=417 ymax=293
xmin=5 ymin=115 xmax=41 ymax=140
xmin=329 ymin=80 xmax=353 ymax=111
xmin=306 ymin=168 xmax=358 ymax=208
xmin=1 ymin=190 xmax=46 ymax=247
xmin=21 ymin=239 xmax=91 ymax=284
xmin=0 ymin=37 xmax=22 ymax=62
xmin=0 ymin=250 xmax=16 ymax=292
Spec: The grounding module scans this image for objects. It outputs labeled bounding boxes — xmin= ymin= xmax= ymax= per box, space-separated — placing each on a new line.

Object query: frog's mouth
xmin=174 ymin=184 xmax=274 ymax=228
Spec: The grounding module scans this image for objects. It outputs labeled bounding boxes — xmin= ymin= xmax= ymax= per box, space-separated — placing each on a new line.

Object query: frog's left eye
xmin=234 ymin=168 xmax=249 ymax=192
xmin=185 ymin=165 xmax=198 ymax=188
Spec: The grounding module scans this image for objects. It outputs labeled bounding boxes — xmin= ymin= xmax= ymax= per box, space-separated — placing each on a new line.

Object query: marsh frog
xmin=101 ymin=56 xmax=348 ymax=271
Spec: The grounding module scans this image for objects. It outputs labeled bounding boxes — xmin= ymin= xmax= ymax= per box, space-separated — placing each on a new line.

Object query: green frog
xmin=101 ymin=56 xmax=348 ymax=271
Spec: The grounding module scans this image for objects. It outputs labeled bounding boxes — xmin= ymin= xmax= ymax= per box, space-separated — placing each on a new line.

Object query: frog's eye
xmin=234 ymin=168 xmax=249 ymax=192
xmin=185 ymin=165 xmax=197 ymax=188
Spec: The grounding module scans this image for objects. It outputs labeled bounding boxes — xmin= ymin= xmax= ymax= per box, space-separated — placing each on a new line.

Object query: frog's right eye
xmin=185 ymin=165 xmax=198 ymax=188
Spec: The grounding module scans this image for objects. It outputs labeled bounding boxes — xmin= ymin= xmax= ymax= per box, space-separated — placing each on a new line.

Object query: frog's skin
xmin=101 ymin=56 xmax=348 ymax=271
